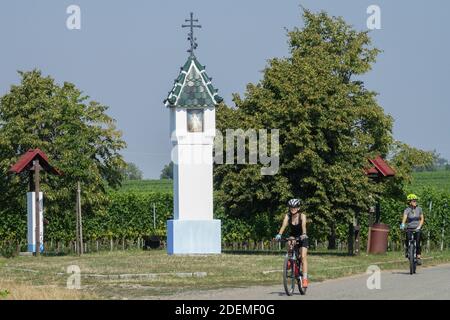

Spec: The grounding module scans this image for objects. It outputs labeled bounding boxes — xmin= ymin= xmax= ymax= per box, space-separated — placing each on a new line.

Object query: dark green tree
xmin=121 ymin=162 xmax=143 ymax=180
xmin=433 ymin=151 xmax=448 ymax=170
xmin=214 ymin=9 xmax=394 ymax=240
xmin=384 ymin=141 xmax=435 ymax=199
xmin=160 ymin=162 xmax=173 ymax=180
xmin=0 ymin=70 xmax=126 ymax=241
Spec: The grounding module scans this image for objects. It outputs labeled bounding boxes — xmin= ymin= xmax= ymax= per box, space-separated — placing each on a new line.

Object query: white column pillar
xmin=167 ymin=108 xmax=221 ymax=254
xmin=27 ymin=192 xmax=43 ymax=253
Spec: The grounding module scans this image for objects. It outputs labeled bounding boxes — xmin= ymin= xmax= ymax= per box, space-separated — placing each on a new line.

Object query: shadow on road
xmin=269 ymin=291 xmax=302 ymax=297
xmin=390 ymin=271 xmax=418 ymax=275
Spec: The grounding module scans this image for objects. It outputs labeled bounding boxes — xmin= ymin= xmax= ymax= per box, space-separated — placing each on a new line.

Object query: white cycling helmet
xmin=288 ymin=199 xmax=301 ymax=208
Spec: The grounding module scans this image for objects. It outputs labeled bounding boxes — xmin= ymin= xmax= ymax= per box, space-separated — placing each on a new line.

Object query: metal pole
xmin=78 ymin=181 xmax=84 ymax=255
xmin=153 ymin=203 xmax=156 ymax=230
xmin=75 ymin=193 xmax=80 ymax=255
xmin=33 ymin=160 xmax=41 ymax=257
xmin=427 ymin=201 xmax=432 ymax=253
xmin=375 ymin=202 xmax=381 ymax=224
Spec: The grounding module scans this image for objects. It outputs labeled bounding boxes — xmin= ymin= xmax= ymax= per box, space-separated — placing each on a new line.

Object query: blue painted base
xmin=167 ymin=219 xmax=221 ymax=255
xmin=28 ymin=244 xmax=44 ymax=253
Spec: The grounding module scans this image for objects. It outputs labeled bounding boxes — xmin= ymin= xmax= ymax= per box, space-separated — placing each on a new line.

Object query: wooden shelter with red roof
xmin=365 ymin=155 xmax=395 ymax=180
xmin=10 ymin=148 xmax=61 ymax=180
xmin=363 ymin=156 xmax=396 ymax=255
xmin=9 ymin=148 xmax=61 ymax=256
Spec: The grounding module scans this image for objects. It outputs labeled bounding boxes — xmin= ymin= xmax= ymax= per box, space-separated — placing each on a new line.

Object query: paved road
xmin=165 ymin=263 xmax=450 ymax=300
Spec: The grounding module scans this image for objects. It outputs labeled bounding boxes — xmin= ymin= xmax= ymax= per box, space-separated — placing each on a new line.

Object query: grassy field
xmin=411 ymin=169 xmax=450 ymax=193
xmin=117 ymin=170 xmax=450 ymax=194
xmin=3 ymin=172 xmax=443 ymax=300
xmin=1 ymin=249 xmax=450 ymax=300
xmin=118 ymin=179 xmax=172 ymax=193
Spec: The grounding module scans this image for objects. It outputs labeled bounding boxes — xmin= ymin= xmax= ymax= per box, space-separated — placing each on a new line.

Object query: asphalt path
xmin=164 ymin=263 xmax=450 ymax=300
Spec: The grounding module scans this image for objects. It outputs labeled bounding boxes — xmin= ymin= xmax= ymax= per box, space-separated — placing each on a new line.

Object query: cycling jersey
xmin=287 ymin=212 xmax=309 ymax=248
xmin=403 ymin=206 xmax=423 ymax=230
xmin=287 ymin=212 xmax=304 ymax=237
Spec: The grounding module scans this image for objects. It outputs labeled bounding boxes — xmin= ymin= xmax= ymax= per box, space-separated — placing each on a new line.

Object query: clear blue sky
xmin=0 ymin=0 xmax=448 ymax=178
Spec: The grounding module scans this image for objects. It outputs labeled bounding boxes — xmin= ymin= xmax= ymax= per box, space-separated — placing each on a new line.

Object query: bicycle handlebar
xmin=402 ymin=228 xmax=421 ymax=232
xmin=275 ymin=236 xmax=307 ymax=242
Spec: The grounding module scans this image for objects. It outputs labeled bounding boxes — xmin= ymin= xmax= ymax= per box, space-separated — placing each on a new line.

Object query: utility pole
xmin=33 ymin=160 xmax=41 ymax=257
xmin=153 ymin=203 xmax=156 ymax=230
xmin=442 ymin=202 xmax=448 ymax=252
xmin=427 ymin=201 xmax=432 ymax=253
xmin=77 ymin=181 xmax=84 ymax=255
xmin=75 ymin=191 xmax=80 ymax=255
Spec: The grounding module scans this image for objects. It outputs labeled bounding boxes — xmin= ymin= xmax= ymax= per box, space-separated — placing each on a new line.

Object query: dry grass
xmin=1 ymin=249 xmax=450 ymax=299
xmin=0 ymin=278 xmax=96 ymax=300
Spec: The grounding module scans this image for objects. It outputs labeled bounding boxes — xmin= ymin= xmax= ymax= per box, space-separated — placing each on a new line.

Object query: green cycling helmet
xmin=406 ymin=194 xmax=419 ymax=201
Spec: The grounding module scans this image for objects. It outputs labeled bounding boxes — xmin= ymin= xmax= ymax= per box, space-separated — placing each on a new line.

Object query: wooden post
xmin=348 ymin=222 xmax=354 ymax=256
xmin=33 ymin=160 xmax=41 ymax=257
xmin=427 ymin=201 xmax=432 ymax=253
xmin=153 ymin=203 xmax=156 ymax=230
xmin=354 ymin=225 xmax=360 ymax=256
xmin=367 ymin=227 xmax=372 ymax=254
xmin=75 ymin=191 xmax=80 ymax=255
xmin=77 ymin=182 xmax=84 ymax=255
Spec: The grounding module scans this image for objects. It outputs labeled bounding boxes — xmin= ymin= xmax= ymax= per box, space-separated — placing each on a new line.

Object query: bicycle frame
xmin=281 ymin=236 xmax=306 ymax=295
xmin=406 ymin=230 xmax=419 ymax=274
xmin=407 ymin=230 xmax=418 ymax=258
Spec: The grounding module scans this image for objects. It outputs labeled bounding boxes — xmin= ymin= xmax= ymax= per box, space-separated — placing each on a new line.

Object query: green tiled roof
xmin=164 ymin=56 xmax=223 ymax=108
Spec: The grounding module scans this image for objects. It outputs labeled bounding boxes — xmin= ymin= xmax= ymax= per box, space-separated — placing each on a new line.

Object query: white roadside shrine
xmin=164 ymin=14 xmax=223 ymax=254
xmin=9 ymin=148 xmax=61 ymax=255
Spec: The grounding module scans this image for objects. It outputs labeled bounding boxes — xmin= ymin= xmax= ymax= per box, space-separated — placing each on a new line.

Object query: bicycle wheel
xmin=409 ymin=244 xmax=415 ymax=275
xmin=283 ymin=255 xmax=295 ymax=296
xmin=297 ymin=260 xmax=307 ymax=295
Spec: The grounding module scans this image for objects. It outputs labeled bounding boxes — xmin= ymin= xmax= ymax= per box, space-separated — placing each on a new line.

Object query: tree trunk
xmin=348 ymin=222 xmax=354 ymax=255
xmin=328 ymin=223 xmax=337 ymax=250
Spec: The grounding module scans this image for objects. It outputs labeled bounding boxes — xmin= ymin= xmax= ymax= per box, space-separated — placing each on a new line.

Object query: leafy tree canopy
xmin=160 ymin=162 xmax=173 ymax=180
xmin=214 ymin=9 xmax=394 ymax=235
xmin=121 ymin=162 xmax=143 ymax=180
xmin=0 ymin=70 xmax=126 ymax=233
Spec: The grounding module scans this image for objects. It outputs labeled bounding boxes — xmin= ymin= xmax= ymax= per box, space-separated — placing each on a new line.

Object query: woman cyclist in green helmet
xmin=400 ymin=194 xmax=425 ymax=265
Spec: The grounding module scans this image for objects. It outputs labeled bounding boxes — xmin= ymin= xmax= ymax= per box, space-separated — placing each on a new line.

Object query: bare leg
xmin=301 ymin=247 xmax=308 ymax=275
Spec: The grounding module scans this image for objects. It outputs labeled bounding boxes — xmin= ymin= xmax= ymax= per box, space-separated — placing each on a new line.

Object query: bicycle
xmin=405 ymin=229 xmax=420 ymax=275
xmin=279 ymin=236 xmax=306 ymax=296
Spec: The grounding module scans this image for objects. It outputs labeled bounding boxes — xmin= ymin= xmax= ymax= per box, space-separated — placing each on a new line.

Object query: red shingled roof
xmin=365 ymin=156 xmax=395 ymax=177
xmin=9 ymin=149 xmax=61 ymax=175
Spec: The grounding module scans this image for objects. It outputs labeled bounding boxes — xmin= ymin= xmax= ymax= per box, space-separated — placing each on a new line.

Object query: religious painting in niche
xmin=187 ymin=109 xmax=204 ymax=132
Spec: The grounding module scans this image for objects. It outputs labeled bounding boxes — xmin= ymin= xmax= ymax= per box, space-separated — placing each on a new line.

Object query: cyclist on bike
xmin=400 ymin=194 xmax=424 ymax=265
xmin=275 ymin=199 xmax=309 ymax=288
